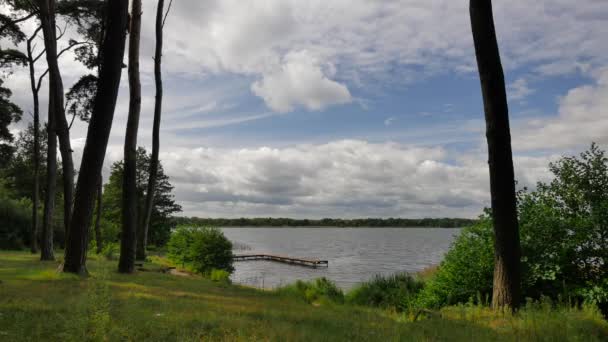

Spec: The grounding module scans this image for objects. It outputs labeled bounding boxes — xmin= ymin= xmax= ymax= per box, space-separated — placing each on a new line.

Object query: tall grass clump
xmin=346 ymin=273 xmax=423 ymax=312
xmin=276 ymin=278 xmax=344 ymax=304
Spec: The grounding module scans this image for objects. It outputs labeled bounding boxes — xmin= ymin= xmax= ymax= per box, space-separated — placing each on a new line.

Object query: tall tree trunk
xmin=138 ymin=0 xmax=166 ymax=261
xmin=27 ymin=28 xmax=42 ymax=255
xmin=40 ymin=85 xmax=57 ymax=261
xmin=470 ymin=0 xmax=521 ymax=310
xmin=63 ymin=0 xmax=129 ymax=275
xmin=36 ymin=0 xmax=75 ymax=239
xmin=119 ymin=0 xmax=142 ymax=274
xmin=94 ymin=175 xmax=103 ymax=254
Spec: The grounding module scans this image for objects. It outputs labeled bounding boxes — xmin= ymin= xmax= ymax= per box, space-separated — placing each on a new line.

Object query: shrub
xmin=416 ymin=217 xmax=494 ymax=309
xmin=277 ymin=278 xmax=344 ymax=304
xmin=346 ymin=273 xmax=424 ymax=312
xmin=167 ymin=226 xmax=234 ymax=275
xmin=0 ymin=179 xmax=34 ymax=250
xmin=210 ymin=269 xmax=231 ymax=284
xmin=101 ymin=242 xmax=119 ymax=260
xmin=418 ymin=144 xmax=608 ymax=312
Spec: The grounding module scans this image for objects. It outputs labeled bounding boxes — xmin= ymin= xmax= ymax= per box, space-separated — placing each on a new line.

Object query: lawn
xmin=0 ymin=251 xmax=606 ymax=341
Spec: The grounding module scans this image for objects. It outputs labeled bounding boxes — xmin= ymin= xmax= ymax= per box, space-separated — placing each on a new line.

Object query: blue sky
xmin=6 ymin=0 xmax=608 ymax=218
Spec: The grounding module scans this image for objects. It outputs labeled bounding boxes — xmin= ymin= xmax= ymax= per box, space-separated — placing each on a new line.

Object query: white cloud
xmin=514 ymin=68 xmax=608 ymax=151
xmin=157 ymin=139 xmax=551 ymax=218
xmin=251 ymin=51 xmax=352 ymax=112
xmin=384 ymin=117 xmax=396 ymax=126
xmin=508 ymin=78 xmax=534 ymax=102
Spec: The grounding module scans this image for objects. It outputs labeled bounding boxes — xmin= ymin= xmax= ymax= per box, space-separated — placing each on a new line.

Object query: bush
xmin=167 ymin=226 xmax=234 ymax=275
xmin=418 ymin=144 xmax=608 ymax=311
xmin=416 ymin=217 xmax=494 ymax=309
xmin=0 ymin=178 xmax=34 ymax=250
xmin=276 ymin=278 xmax=344 ymax=304
xmin=101 ymin=242 xmax=119 ymax=260
xmin=210 ymin=269 xmax=231 ymax=284
xmin=0 ymin=196 xmax=32 ymax=250
xmin=346 ymin=273 xmax=424 ymax=312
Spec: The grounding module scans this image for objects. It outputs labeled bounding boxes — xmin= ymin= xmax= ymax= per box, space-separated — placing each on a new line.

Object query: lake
xmin=221 ymin=227 xmax=461 ymax=289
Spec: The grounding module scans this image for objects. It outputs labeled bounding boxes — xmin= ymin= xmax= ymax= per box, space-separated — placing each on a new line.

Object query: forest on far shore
xmin=172 ymin=217 xmax=477 ymax=228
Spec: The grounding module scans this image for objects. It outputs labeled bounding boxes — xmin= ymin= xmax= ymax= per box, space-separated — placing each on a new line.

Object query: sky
xmin=4 ymin=0 xmax=608 ymax=219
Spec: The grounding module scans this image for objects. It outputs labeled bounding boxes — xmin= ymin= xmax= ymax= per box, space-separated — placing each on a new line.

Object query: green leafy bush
xmin=277 ymin=278 xmax=344 ymax=304
xmin=418 ymin=144 xmax=608 ymax=311
xmin=346 ymin=273 xmax=424 ymax=312
xmin=101 ymin=242 xmax=119 ymax=260
xmin=0 ymin=179 xmax=33 ymax=250
xmin=416 ymin=218 xmax=494 ymax=308
xmin=167 ymin=226 xmax=234 ymax=275
xmin=210 ymin=269 xmax=231 ymax=284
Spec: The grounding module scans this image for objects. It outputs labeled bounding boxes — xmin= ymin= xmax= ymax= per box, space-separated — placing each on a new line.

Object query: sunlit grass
xmin=0 ymin=250 xmax=606 ymax=341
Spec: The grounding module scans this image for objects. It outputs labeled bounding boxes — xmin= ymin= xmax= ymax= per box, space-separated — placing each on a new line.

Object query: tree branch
xmin=0 ymin=12 xmax=37 ymax=36
xmin=36 ymin=41 xmax=93 ymax=91
xmin=162 ymin=0 xmax=173 ymax=28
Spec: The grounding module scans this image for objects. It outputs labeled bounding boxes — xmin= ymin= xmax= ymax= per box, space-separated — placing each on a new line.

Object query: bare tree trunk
xmin=470 ymin=0 xmax=521 ymax=311
xmin=36 ymin=0 xmax=74 ymax=240
xmin=27 ymin=28 xmax=42 ymax=255
xmin=41 ymin=87 xmax=57 ymax=261
xmin=119 ymin=0 xmax=142 ymax=274
xmin=63 ymin=0 xmax=129 ymax=275
xmin=94 ymin=175 xmax=103 ymax=254
xmin=138 ymin=0 xmax=167 ymax=261
xmin=36 ymin=0 xmax=61 ymax=262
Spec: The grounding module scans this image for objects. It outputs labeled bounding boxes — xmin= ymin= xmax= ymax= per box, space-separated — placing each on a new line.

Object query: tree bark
xmin=36 ymin=0 xmax=75 ymax=241
xmin=63 ymin=0 xmax=129 ymax=275
xmin=94 ymin=175 xmax=103 ymax=254
xmin=36 ymin=0 xmax=61 ymax=261
xmin=470 ymin=0 xmax=522 ymax=310
xmin=40 ymin=83 xmax=56 ymax=261
xmin=119 ymin=0 xmax=142 ymax=274
xmin=138 ymin=0 xmax=166 ymax=261
xmin=27 ymin=28 xmax=42 ymax=255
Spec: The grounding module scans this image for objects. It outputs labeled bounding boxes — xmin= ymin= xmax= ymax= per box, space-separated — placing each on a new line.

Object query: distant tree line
xmin=172 ymin=217 xmax=477 ymax=228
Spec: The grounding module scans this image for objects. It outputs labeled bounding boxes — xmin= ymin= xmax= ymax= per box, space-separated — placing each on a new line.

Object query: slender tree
xmin=36 ymin=0 xmax=75 ymax=242
xmin=470 ymin=0 xmax=521 ymax=310
xmin=40 ymin=77 xmax=57 ymax=260
xmin=119 ymin=0 xmax=142 ymax=273
xmin=63 ymin=0 xmax=128 ymax=275
xmin=138 ymin=0 xmax=172 ymax=261
xmin=36 ymin=0 xmax=61 ymax=260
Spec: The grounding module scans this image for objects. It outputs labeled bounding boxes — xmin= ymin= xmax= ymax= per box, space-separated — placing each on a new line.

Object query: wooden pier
xmin=233 ymin=253 xmax=328 ymax=268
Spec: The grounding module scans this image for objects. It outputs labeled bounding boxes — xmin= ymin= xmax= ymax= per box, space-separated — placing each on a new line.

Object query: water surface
xmin=221 ymin=227 xmax=460 ymax=289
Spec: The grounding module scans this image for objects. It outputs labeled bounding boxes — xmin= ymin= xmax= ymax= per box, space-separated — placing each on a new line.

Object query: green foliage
xmin=416 ymin=217 xmax=494 ymax=308
xmin=0 ymin=179 xmax=32 ymax=249
xmin=100 ymin=146 xmax=181 ymax=247
xmin=419 ymin=144 xmax=608 ymax=311
xmin=167 ymin=226 xmax=234 ymax=275
xmin=210 ymin=269 xmax=231 ymax=284
xmin=101 ymin=242 xmax=119 ymax=261
xmin=346 ymin=273 xmax=424 ymax=312
xmin=277 ymin=278 xmax=344 ymax=304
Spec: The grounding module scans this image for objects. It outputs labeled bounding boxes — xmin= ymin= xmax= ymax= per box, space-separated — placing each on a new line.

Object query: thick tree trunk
xmin=36 ymin=0 xmax=74 ymax=239
xmin=63 ymin=0 xmax=129 ymax=275
xmin=119 ymin=0 xmax=142 ymax=274
xmin=470 ymin=0 xmax=522 ymax=310
xmin=27 ymin=29 xmax=41 ymax=254
xmin=138 ymin=0 xmax=166 ymax=261
xmin=94 ymin=175 xmax=103 ymax=254
xmin=40 ymin=87 xmax=56 ymax=261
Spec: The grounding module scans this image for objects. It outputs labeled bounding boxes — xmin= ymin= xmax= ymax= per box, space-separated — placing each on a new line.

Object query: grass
xmin=0 ymin=251 xmax=607 ymax=341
